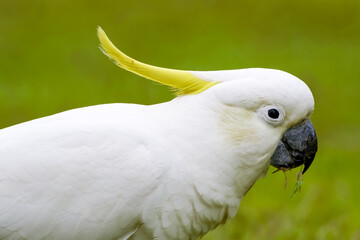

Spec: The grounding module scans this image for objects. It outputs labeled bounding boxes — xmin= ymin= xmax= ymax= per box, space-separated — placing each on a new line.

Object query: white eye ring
xmin=258 ymin=105 xmax=285 ymax=126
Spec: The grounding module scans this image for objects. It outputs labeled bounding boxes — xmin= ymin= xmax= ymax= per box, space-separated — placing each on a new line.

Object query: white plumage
xmin=0 ymin=28 xmax=316 ymax=239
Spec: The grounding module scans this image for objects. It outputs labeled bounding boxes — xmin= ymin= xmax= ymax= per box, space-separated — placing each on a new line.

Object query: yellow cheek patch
xmin=97 ymin=27 xmax=218 ymax=95
xmin=218 ymin=105 xmax=255 ymax=143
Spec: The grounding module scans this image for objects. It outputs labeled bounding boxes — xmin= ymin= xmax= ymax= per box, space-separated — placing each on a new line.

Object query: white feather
xmin=0 ymin=68 xmax=314 ymax=239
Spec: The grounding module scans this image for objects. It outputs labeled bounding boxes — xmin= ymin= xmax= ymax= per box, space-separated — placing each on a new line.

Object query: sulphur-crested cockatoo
xmin=0 ymin=27 xmax=317 ymax=240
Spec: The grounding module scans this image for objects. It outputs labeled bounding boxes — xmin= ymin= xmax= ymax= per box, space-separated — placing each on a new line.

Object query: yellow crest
xmin=97 ymin=27 xmax=217 ymax=95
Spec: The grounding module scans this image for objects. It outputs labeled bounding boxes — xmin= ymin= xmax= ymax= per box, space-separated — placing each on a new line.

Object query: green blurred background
xmin=0 ymin=0 xmax=359 ymax=239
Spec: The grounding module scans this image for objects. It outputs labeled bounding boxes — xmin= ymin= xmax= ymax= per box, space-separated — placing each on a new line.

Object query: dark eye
xmin=268 ymin=109 xmax=279 ymax=119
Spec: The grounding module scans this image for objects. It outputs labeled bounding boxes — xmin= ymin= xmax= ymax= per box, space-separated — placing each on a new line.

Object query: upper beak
xmin=270 ymin=119 xmax=317 ymax=174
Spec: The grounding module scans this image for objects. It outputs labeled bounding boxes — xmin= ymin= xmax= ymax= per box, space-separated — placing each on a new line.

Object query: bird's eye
xmin=258 ymin=105 xmax=285 ymax=126
xmin=268 ymin=109 xmax=279 ymax=119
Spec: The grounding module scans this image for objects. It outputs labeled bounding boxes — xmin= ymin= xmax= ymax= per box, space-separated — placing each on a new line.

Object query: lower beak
xmin=270 ymin=119 xmax=317 ymax=174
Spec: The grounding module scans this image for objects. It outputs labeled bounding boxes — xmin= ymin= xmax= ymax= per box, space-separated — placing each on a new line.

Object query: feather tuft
xmin=97 ymin=27 xmax=217 ymax=95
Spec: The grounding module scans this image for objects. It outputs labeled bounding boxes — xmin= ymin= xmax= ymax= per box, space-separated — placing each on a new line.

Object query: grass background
xmin=0 ymin=0 xmax=359 ymax=239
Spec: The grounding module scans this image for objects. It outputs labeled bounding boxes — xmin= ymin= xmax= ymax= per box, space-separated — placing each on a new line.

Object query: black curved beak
xmin=270 ymin=119 xmax=317 ymax=174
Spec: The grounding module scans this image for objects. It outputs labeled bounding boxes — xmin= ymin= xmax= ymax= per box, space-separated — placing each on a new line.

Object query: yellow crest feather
xmin=97 ymin=27 xmax=217 ymax=95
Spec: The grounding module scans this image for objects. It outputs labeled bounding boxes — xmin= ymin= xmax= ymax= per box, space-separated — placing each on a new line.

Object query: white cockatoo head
xmin=191 ymin=68 xmax=317 ymax=174
xmin=97 ymin=27 xmax=317 ymax=175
